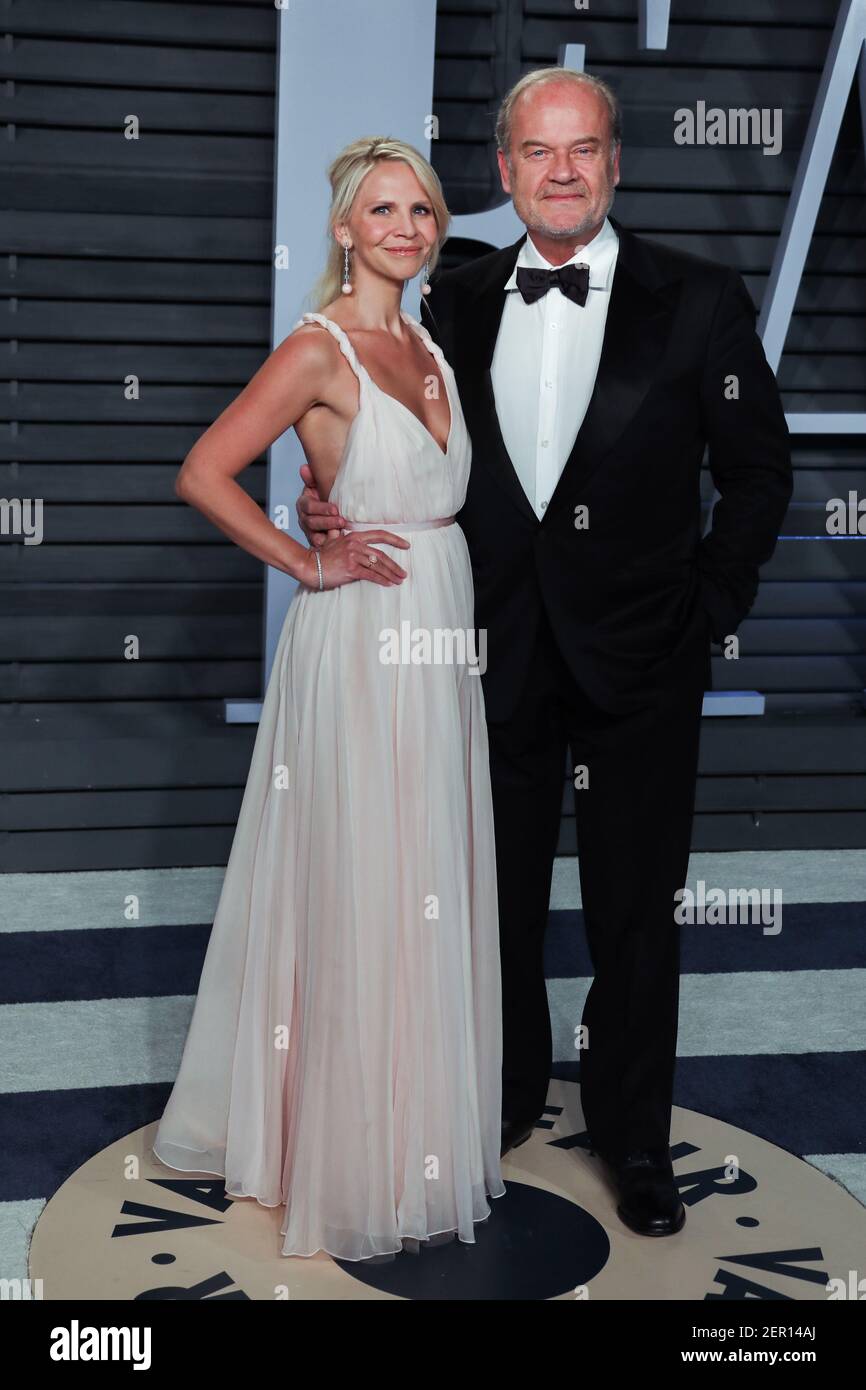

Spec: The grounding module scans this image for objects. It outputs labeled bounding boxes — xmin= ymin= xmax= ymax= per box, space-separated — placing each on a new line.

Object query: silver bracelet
xmin=313 ymin=549 xmax=323 ymax=591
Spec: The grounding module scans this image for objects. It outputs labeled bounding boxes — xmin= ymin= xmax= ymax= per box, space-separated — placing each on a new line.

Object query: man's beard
xmin=515 ymin=183 xmax=615 ymax=240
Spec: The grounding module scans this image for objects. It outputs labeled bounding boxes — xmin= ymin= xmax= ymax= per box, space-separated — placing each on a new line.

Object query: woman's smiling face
xmin=336 ymin=161 xmax=439 ymax=287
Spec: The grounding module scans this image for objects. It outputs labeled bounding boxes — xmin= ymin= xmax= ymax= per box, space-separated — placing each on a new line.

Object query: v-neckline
xmin=319 ymin=311 xmax=453 ymax=458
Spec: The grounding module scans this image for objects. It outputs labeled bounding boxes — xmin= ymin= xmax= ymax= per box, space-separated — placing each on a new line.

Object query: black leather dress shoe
xmin=501 ymin=1118 xmax=535 ymax=1158
xmin=592 ymin=1146 xmax=685 ymax=1236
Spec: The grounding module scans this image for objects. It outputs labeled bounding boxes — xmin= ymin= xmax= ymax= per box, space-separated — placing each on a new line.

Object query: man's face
xmin=497 ymin=81 xmax=620 ymax=242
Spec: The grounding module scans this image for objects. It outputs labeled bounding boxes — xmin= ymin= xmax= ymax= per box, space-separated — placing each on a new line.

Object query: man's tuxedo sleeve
xmin=420 ymin=277 xmax=455 ymax=360
xmin=696 ymin=266 xmax=793 ymax=644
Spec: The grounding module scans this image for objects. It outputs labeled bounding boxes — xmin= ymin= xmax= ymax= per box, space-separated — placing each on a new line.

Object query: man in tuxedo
xmin=298 ymin=68 xmax=793 ymax=1236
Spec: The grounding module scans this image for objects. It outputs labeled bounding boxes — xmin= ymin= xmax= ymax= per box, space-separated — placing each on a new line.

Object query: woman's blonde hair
xmin=309 ymin=136 xmax=450 ymax=311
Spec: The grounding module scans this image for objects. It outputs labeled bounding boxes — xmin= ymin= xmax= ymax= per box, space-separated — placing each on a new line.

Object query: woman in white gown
xmin=152 ymin=137 xmax=505 ymax=1260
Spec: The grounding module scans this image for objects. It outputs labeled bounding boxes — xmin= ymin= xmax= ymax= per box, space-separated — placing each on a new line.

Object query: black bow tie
xmin=515 ymin=262 xmax=590 ymax=307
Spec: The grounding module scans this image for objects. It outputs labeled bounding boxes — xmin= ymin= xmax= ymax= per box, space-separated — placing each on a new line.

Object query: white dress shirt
xmin=490 ymin=215 xmax=619 ymax=519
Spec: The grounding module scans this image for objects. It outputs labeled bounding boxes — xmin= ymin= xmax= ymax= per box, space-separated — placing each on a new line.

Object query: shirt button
xmin=545 ymin=380 xmax=553 ymax=388
xmin=540 ymin=500 xmax=548 ymax=510
xmin=541 ymin=440 xmax=549 ymax=448
xmin=550 ymin=322 xmax=557 ymax=329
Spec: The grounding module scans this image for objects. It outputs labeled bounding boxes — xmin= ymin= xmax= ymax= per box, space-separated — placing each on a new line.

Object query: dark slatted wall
xmin=2 ymin=0 xmax=864 ymax=870
xmin=1 ymin=0 xmax=277 ymax=870
xmin=432 ymin=0 xmax=866 ymax=849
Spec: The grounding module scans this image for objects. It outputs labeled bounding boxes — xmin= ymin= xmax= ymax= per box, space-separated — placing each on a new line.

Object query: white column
xmin=228 ymin=0 xmax=438 ymax=719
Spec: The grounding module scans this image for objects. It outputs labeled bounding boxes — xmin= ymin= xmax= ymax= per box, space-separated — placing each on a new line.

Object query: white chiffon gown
xmin=152 ymin=309 xmax=506 ymax=1260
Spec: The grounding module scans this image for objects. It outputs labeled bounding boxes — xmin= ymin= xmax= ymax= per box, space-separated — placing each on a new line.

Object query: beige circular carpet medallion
xmin=29 ymin=1081 xmax=866 ymax=1301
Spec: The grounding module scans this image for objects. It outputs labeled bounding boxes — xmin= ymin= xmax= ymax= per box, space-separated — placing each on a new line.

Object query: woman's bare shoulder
xmin=267 ymin=318 xmax=346 ymax=393
xmin=278 ymin=318 xmax=339 ymax=359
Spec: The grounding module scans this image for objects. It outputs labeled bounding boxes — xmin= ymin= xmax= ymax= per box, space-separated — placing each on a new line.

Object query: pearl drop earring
xmin=341 ymin=241 xmax=353 ymax=295
xmin=421 ymin=258 xmax=431 ymax=296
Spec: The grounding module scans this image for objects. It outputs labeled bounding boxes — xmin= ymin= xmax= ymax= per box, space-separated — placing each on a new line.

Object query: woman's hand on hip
xmin=299 ymin=530 xmax=410 ymax=589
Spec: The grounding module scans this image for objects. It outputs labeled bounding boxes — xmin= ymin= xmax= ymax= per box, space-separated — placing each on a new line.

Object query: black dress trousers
xmin=486 ymin=603 xmax=707 ymax=1158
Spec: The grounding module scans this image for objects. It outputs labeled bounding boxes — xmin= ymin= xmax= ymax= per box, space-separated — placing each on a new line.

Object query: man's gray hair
xmin=495 ymin=67 xmax=622 ymax=166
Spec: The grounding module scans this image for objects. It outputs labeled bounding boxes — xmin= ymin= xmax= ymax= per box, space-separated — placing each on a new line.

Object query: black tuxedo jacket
xmin=421 ymin=213 xmax=793 ymax=722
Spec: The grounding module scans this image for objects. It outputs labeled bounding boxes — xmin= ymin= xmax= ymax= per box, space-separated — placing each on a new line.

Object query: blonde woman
xmin=152 ymin=137 xmax=505 ymax=1261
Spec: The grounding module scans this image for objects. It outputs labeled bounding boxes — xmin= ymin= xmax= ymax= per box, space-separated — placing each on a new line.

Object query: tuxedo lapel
xmin=452 ymin=235 xmax=538 ymax=526
xmin=542 ymin=215 xmax=678 ymax=523
xmin=451 ymin=215 xmax=681 ymax=529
